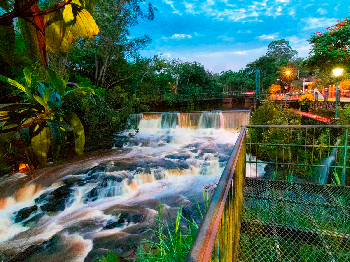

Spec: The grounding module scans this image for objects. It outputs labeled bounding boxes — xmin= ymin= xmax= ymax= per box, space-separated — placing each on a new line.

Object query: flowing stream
xmin=0 ymin=110 xmax=250 ymax=262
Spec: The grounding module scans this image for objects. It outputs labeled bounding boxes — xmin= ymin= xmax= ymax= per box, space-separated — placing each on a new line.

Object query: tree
xmin=245 ymin=55 xmax=279 ymax=93
xmin=266 ymin=39 xmax=298 ymax=64
xmin=304 ymin=17 xmax=350 ymax=85
xmin=67 ymin=0 xmax=156 ymax=88
xmin=0 ymin=0 xmax=99 ymax=69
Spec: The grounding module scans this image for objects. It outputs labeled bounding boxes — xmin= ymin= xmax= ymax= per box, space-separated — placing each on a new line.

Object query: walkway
xmin=290 ymin=109 xmax=331 ymax=124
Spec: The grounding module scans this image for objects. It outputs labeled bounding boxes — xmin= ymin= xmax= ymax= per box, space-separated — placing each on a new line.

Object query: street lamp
xmin=333 ymin=68 xmax=344 ymax=119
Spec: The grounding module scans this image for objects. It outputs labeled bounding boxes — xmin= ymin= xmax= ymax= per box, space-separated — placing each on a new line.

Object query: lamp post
xmin=332 ymin=68 xmax=344 ymax=119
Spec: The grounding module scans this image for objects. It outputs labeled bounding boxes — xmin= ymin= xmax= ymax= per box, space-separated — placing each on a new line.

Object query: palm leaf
xmin=30 ymin=124 xmax=51 ymax=167
xmin=66 ymin=112 xmax=85 ymax=155
xmin=45 ymin=4 xmax=99 ymax=53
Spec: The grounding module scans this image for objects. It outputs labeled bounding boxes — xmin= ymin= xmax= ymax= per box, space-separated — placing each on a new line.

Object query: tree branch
xmin=0 ymin=0 xmax=72 ymax=25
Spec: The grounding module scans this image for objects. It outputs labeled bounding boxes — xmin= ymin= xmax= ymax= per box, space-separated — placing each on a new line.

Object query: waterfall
xmin=130 ymin=111 xmax=250 ymax=131
xmin=179 ymin=112 xmax=202 ymax=129
xmin=198 ymin=112 xmax=223 ymax=129
xmin=126 ymin=113 xmax=142 ymax=129
xmin=161 ymin=112 xmax=179 ymax=129
xmin=314 ymin=141 xmax=339 ymax=184
xmin=138 ymin=112 xmax=162 ymax=132
xmin=222 ymin=110 xmax=251 ymax=131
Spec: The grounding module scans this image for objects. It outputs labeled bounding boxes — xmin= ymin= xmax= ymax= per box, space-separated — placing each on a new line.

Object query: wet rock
xmin=165 ymin=154 xmax=191 ymax=160
xmin=14 ymin=205 xmax=38 ymax=223
xmin=175 ymin=161 xmax=190 ymax=170
xmin=22 ymin=213 xmax=46 ymax=227
xmin=100 ymin=176 xmax=123 ymax=187
xmin=87 ymin=165 xmax=106 ymax=176
xmin=62 ymin=176 xmax=86 ymax=186
xmin=103 ymin=219 xmax=120 ymax=230
xmin=201 ymin=148 xmax=217 ymax=154
xmin=36 ymin=186 xmax=75 ymax=212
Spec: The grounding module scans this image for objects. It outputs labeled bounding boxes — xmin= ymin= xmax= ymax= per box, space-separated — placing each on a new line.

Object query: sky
xmin=130 ymin=0 xmax=350 ymax=73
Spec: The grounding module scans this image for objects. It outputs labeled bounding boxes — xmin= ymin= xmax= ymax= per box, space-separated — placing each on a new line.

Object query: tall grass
xmin=136 ymin=192 xmax=210 ymax=262
xmin=136 ymin=206 xmax=199 ymax=261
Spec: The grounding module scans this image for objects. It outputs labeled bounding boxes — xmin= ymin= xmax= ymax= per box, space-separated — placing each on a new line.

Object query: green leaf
xmin=30 ymin=124 xmax=51 ymax=167
xmin=49 ymin=70 xmax=66 ymax=96
xmin=33 ymin=95 xmax=47 ymax=108
xmin=0 ymin=74 xmax=32 ymax=97
xmin=46 ymin=119 xmax=72 ymax=131
xmin=67 ymin=112 xmax=85 ymax=155
xmin=23 ymin=68 xmax=32 ymax=87
xmin=48 ymin=122 xmax=64 ymax=162
xmin=43 ymin=90 xmax=52 ymax=104
xmin=64 ymin=87 xmax=95 ymax=99
xmin=20 ymin=128 xmax=31 ymax=147
xmin=0 ymin=75 xmax=26 ymax=92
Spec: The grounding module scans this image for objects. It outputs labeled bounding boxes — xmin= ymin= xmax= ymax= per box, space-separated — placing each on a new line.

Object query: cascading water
xmin=198 ymin=112 xmax=223 ymax=129
xmin=0 ymin=110 xmax=251 ymax=262
xmin=161 ymin=112 xmax=179 ymax=129
xmin=314 ymin=141 xmax=339 ymax=184
xmin=126 ymin=113 xmax=142 ymax=129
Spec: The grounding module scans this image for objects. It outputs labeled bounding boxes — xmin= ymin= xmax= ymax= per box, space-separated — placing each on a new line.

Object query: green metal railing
xmin=188 ymin=125 xmax=350 ymax=262
xmin=246 ymin=125 xmax=350 ymax=186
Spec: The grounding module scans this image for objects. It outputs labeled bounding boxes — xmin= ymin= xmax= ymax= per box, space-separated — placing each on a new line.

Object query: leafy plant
xmin=136 ymin=205 xmax=199 ymax=262
xmin=0 ymin=68 xmax=94 ymax=167
xmin=298 ymin=94 xmax=313 ymax=106
xmin=96 ymin=252 xmax=120 ymax=262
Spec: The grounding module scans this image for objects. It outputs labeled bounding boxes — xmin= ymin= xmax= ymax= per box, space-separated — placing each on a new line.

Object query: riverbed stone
xmin=14 ymin=205 xmax=38 ymax=223
xmin=165 ymin=154 xmax=191 ymax=160
xmin=36 ymin=186 xmax=75 ymax=212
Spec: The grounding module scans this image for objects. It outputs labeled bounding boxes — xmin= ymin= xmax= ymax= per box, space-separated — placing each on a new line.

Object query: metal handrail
xmin=247 ymin=125 xmax=350 ymax=128
xmin=186 ymin=127 xmax=246 ymax=262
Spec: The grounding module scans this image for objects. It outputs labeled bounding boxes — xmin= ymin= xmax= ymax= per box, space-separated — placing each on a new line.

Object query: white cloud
xmin=302 ymin=17 xmax=337 ymax=30
xmin=288 ymin=8 xmax=295 ymax=16
xmin=237 ymin=30 xmax=252 ymax=34
xmin=171 ymin=34 xmax=192 ymax=39
xmin=258 ymin=33 xmax=279 ymax=40
xmin=317 ymin=8 xmax=327 ymax=15
xmin=183 ymin=1 xmax=199 ymax=14
xmin=177 ymin=0 xmax=296 ymax=23
xmin=163 ymin=0 xmax=181 ymax=15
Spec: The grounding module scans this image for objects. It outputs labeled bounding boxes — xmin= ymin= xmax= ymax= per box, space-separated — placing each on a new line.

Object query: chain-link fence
xmin=239 ymin=126 xmax=350 ymax=262
xmin=239 ymin=178 xmax=350 ymax=261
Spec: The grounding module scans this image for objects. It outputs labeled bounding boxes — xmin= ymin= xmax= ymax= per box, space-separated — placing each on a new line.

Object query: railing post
xmin=342 ymin=128 xmax=349 ymax=186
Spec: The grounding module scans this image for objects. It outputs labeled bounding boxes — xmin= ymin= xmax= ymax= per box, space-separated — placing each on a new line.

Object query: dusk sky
xmin=130 ymin=0 xmax=350 ymax=73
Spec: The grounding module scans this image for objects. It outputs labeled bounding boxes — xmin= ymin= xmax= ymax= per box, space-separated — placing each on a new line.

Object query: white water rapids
xmin=0 ymin=111 xmax=253 ymax=261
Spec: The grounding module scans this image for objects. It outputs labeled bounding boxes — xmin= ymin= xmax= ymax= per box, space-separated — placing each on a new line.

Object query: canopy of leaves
xmin=304 ymin=17 xmax=350 ymax=85
xmin=266 ymin=39 xmax=298 ymax=64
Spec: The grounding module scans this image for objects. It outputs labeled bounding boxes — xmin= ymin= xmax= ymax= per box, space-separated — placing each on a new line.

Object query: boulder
xmin=14 ymin=205 xmax=38 ymax=223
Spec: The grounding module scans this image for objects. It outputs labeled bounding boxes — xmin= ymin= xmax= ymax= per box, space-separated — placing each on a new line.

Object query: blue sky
xmin=130 ymin=0 xmax=350 ymax=73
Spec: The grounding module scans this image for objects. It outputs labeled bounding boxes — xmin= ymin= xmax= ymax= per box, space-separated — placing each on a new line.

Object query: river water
xmin=0 ymin=111 xmax=250 ymax=261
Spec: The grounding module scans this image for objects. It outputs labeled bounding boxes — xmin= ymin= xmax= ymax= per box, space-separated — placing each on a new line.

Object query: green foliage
xmin=96 ymin=252 xmax=120 ymax=262
xmin=305 ymin=17 xmax=350 ymax=85
xmin=338 ymin=104 xmax=350 ymax=125
xmin=66 ymin=112 xmax=85 ymax=155
xmin=136 ymin=205 xmax=199 ymax=262
xmin=0 ymin=68 xmax=93 ymax=168
xmin=266 ymin=39 xmax=298 ymax=64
